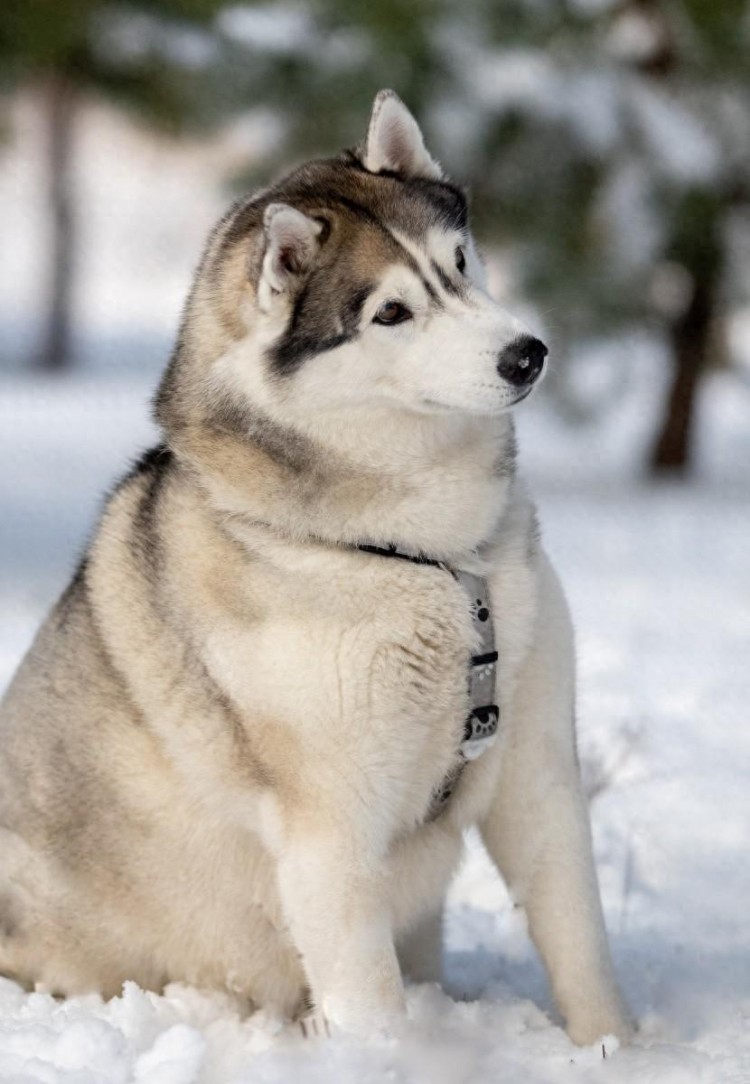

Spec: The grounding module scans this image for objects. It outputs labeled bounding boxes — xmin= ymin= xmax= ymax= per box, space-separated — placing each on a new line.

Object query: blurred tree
xmin=463 ymin=0 xmax=750 ymax=474
xmin=1 ymin=0 xmax=746 ymax=474
xmin=0 ymin=0 xmax=228 ymax=370
xmin=228 ymin=0 xmax=750 ymax=476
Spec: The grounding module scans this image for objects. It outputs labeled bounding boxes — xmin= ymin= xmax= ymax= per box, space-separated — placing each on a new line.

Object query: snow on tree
xmin=227 ymin=0 xmax=750 ymax=475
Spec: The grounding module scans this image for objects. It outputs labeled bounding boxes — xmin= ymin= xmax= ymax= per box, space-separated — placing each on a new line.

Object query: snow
xmin=219 ymin=5 xmax=313 ymax=55
xmin=606 ymin=8 xmax=666 ymax=66
xmin=499 ymin=55 xmax=721 ymax=186
xmin=595 ymin=159 xmax=662 ymax=273
xmin=627 ymin=81 xmax=720 ymax=185
xmin=1 ymin=358 xmax=749 ymax=1083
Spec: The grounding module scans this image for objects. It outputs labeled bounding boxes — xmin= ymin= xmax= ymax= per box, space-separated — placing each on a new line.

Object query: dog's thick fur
xmin=0 ymin=92 xmax=630 ymax=1044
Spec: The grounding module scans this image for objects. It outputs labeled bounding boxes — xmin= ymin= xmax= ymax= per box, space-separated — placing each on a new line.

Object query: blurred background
xmin=2 ymin=0 xmax=750 ymax=461
xmin=0 ymin=0 xmax=749 ymax=1058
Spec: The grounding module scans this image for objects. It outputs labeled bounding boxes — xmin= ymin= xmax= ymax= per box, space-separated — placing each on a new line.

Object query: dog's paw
xmin=298 ymin=1009 xmax=331 ymax=1040
xmin=320 ymin=993 xmax=407 ymax=1038
xmin=566 ymin=1012 xmax=635 ymax=1049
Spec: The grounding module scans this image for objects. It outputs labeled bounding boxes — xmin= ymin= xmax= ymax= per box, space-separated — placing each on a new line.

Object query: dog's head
xmin=157 ymin=90 xmax=546 ymax=444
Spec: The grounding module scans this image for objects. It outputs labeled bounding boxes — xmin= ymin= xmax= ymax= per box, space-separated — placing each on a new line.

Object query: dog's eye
xmin=455 ymin=246 xmax=466 ymax=274
xmin=373 ymin=300 xmax=412 ymax=326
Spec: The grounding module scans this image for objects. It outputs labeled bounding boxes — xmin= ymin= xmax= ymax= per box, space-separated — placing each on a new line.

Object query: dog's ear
xmin=362 ymin=89 xmax=442 ymax=180
xmin=259 ymin=203 xmax=323 ymax=304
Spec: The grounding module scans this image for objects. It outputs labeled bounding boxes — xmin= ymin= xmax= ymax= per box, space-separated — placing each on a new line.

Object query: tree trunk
xmin=649 ymin=275 xmax=715 ymax=475
xmin=38 ymin=71 xmax=77 ymax=371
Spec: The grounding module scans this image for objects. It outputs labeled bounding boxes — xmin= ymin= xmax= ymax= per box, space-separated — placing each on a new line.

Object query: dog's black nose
xmin=497 ymin=336 xmax=548 ymax=387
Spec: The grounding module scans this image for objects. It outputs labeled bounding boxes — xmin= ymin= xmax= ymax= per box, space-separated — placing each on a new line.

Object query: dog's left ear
xmin=362 ymin=89 xmax=442 ymax=180
xmin=258 ymin=203 xmax=323 ymax=307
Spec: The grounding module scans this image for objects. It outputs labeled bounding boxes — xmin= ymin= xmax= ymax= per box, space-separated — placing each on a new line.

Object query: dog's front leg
xmin=397 ymin=906 xmax=444 ymax=984
xmin=480 ymin=552 xmax=632 ymax=1045
xmin=277 ymin=832 xmax=405 ymax=1035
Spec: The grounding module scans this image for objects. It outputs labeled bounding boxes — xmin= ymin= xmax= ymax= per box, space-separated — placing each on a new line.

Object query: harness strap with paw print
xmin=356 ymin=545 xmax=498 ymax=819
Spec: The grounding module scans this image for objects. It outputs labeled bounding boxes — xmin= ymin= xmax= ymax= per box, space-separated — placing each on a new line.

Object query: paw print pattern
xmin=458 ymin=571 xmax=495 ymax=656
xmin=461 ymin=706 xmax=499 ymax=761
xmin=463 ymin=705 xmax=499 ymax=742
xmin=470 ymin=654 xmax=497 ymax=704
xmin=469 ymin=596 xmax=491 ymax=624
xmin=428 ymin=569 xmax=501 ymax=815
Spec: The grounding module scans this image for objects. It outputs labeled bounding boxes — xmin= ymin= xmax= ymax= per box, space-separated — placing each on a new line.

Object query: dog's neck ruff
xmin=356 ymin=543 xmax=499 ymax=819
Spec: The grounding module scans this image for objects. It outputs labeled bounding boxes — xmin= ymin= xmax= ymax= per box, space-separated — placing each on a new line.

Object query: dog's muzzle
xmin=497 ymin=335 xmax=548 ymax=387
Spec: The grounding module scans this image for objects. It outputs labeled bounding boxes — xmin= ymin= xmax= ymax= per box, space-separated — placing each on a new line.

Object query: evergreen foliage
xmin=0 ymin=0 xmax=228 ymax=132
xmin=226 ymin=0 xmax=750 ymax=471
xmin=2 ymin=0 xmax=748 ymax=469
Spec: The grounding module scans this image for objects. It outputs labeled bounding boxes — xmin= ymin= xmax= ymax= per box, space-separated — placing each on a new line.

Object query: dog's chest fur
xmin=145 ymin=469 xmax=541 ymax=843
xmin=136 ymin=473 xmax=539 ymax=995
xmin=206 ymin=541 xmax=475 ymax=827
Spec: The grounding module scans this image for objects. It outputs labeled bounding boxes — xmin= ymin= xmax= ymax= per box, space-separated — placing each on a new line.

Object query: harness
xmin=356 ymin=544 xmax=498 ymax=819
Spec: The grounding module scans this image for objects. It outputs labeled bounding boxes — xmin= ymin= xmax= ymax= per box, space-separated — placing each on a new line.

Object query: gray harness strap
xmin=356 ymin=545 xmax=498 ymax=820
xmin=426 ymin=569 xmax=498 ymax=819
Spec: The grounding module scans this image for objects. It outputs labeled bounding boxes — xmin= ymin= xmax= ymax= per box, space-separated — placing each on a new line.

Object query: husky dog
xmin=0 ymin=91 xmax=631 ymax=1045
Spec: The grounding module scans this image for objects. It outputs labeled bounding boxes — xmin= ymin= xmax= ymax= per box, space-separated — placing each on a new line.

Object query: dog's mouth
xmin=510 ymin=385 xmax=534 ymax=406
xmin=419 ymin=382 xmax=538 ymax=415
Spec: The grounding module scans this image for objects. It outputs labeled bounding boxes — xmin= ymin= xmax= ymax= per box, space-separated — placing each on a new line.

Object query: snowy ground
xmin=1 ymin=353 xmax=748 ymax=1083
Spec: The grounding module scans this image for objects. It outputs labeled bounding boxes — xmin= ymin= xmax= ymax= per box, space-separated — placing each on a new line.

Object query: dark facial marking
xmin=326 ymin=193 xmax=436 ymax=285
xmin=269 ymin=276 xmax=358 ymax=375
xmin=402 ymin=177 xmax=469 ymax=233
xmin=357 ymin=155 xmax=468 ymax=230
xmin=431 ymin=260 xmax=462 ymax=297
xmin=348 ymin=284 xmax=374 ymax=324
xmin=420 ymin=275 xmax=442 ymax=306
xmin=272 ymin=331 xmax=354 ymax=373
xmin=330 ymin=193 xmax=387 ymax=229
xmin=198 ymin=156 xmax=472 ymax=378
xmin=307 ymin=195 xmax=446 ymax=316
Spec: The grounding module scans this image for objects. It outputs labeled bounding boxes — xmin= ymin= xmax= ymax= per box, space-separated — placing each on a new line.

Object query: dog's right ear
xmin=362 ymin=89 xmax=442 ymax=179
xmin=258 ymin=203 xmax=323 ymax=309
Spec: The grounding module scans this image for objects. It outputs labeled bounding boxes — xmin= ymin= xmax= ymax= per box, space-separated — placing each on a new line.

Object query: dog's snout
xmin=497 ymin=336 xmax=548 ymax=387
